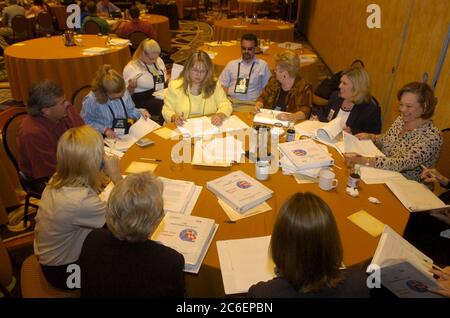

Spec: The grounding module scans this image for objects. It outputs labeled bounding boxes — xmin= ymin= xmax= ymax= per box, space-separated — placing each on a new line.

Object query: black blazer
xmin=318 ymin=91 xmax=382 ymax=135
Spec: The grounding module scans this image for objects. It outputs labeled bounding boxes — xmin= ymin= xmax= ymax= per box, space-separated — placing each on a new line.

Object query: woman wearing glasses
xmin=162 ymin=51 xmax=232 ymax=126
xmin=253 ymin=50 xmax=313 ymax=122
xmin=81 ymin=64 xmax=150 ymax=139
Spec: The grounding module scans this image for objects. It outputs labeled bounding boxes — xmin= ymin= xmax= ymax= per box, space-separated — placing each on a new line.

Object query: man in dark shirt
xmin=17 ymin=80 xmax=84 ymax=194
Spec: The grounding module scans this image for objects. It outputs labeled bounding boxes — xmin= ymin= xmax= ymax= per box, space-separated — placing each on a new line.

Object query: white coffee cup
xmin=319 ymin=169 xmax=338 ymax=191
xmin=255 ymin=161 xmax=269 ymax=181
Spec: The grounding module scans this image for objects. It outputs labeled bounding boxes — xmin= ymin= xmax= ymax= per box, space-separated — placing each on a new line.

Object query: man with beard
xmin=17 ymin=80 xmax=84 ymax=194
xmin=219 ymin=33 xmax=271 ymax=108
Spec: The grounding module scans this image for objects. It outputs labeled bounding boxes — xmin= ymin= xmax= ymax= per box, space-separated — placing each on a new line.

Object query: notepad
xmin=347 ymin=210 xmax=384 ymax=237
xmin=125 ymin=161 xmax=158 ymax=174
xmin=153 ymin=127 xmax=176 ymax=140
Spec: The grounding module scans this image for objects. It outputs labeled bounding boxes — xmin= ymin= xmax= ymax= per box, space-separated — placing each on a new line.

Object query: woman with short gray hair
xmin=79 ymin=172 xmax=185 ymax=297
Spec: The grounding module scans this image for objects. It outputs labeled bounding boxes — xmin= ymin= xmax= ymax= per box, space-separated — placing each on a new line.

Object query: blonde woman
xmin=34 ymin=125 xmax=122 ymax=290
xmin=316 ymin=66 xmax=381 ymax=135
xmin=79 ymin=172 xmax=185 ymax=297
xmin=254 ymin=50 xmax=312 ymax=122
xmin=81 ymin=64 xmax=150 ymax=139
xmin=123 ymin=39 xmax=167 ymax=123
xmin=162 ymin=50 xmax=232 ymax=126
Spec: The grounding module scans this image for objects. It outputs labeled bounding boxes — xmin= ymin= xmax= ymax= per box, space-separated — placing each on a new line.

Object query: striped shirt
xmin=81 ymin=90 xmax=141 ymax=134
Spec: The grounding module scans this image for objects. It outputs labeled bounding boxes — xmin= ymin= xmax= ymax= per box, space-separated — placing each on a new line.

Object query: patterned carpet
xmin=170 ymin=21 xmax=214 ymax=64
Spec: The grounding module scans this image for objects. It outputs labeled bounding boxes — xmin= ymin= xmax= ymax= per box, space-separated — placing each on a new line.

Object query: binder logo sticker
xmin=236 ymin=180 xmax=252 ymax=189
xmin=293 ymin=149 xmax=307 ymax=156
xmin=406 ymin=280 xmax=429 ymax=293
xmin=179 ymin=229 xmax=198 ymax=242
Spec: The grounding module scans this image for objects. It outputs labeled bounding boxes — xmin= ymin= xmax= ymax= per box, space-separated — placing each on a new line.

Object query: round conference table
xmin=4 ymin=35 xmax=131 ymax=104
xmin=199 ymin=41 xmax=317 ymax=75
xmin=121 ymin=112 xmax=409 ymax=297
xmin=214 ymin=18 xmax=294 ymax=42
xmin=238 ymin=0 xmax=264 ymax=16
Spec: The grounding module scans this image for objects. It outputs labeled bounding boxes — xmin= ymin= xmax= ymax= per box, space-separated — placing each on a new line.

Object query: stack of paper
xmin=82 ymin=47 xmax=109 ymax=54
xmin=360 ymin=166 xmax=406 ymax=184
xmin=151 ymin=212 xmax=218 ymax=274
xmin=207 ymin=170 xmax=273 ymax=214
xmin=278 ymin=42 xmax=302 ymax=50
xmin=104 ymin=117 xmax=161 ymax=152
xmin=253 ymin=109 xmax=290 ymax=127
xmin=159 ymin=177 xmax=201 ymax=215
xmin=385 ymin=180 xmax=450 ymax=212
xmin=342 ymin=132 xmax=384 ymax=157
xmin=279 ymin=141 xmax=329 ymax=178
xmin=170 ymin=63 xmax=184 ymax=80
xmin=278 ymin=139 xmax=334 ymax=172
xmin=152 ymin=88 xmax=167 ymax=100
xmin=192 ymin=136 xmax=245 ymax=166
xmin=177 ymin=115 xmax=249 ymax=138
xmin=108 ymin=38 xmax=130 ymax=46
xmin=299 ymin=54 xmax=317 ymax=64
xmin=217 ymin=236 xmax=276 ymax=295
xmin=369 ymin=225 xmax=442 ymax=298
xmin=205 ymin=41 xmax=235 ymax=47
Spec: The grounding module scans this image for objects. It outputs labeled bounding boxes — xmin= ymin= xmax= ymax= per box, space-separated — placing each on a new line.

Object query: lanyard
xmin=106 ymin=97 xmax=129 ymax=120
xmin=144 ymin=63 xmax=165 ymax=82
xmin=237 ymin=62 xmax=255 ymax=80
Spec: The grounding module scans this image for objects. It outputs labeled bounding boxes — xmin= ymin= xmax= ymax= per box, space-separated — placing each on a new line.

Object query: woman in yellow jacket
xmin=162 ymin=51 xmax=232 ymax=126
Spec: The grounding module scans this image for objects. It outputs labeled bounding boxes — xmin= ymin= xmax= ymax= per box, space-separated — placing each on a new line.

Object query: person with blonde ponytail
xmin=81 ymin=64 xmax=150 ymax=139
xmin=123 ymin=39 xmax=167 ymax=123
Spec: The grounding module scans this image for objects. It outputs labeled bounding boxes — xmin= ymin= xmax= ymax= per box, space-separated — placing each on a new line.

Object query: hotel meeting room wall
xmin=305 ymin=0 xmax=450 ymax=131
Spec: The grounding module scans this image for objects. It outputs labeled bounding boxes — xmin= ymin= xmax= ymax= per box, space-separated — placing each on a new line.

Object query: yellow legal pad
xmin=347 ymin=210 xmax=385 ymax=237
xmin=153 ymin=127 xmax=176 ymax=140
xmin=125 ymin=161 xmax=158 ymax=174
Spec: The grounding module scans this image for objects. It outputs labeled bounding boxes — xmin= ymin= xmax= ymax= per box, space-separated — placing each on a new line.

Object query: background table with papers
xmin=120 ymin=112 xmax=409 ymax=297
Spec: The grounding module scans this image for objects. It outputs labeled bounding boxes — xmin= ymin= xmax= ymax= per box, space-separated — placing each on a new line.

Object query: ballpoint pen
xmin=140 ymin=158 xmax=162 ymax=162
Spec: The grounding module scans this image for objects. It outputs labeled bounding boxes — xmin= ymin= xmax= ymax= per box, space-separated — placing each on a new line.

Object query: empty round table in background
xmin=4 ymin=35 xmax=131 ymax=103
xmin=213 ymin=18 xmax=294 ymax=42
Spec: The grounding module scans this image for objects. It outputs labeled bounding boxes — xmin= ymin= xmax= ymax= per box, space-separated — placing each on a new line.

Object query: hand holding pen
xmin=172 ymin=112 xmax=187 ymax=127
xmin=420 ymin=165 xmax=449 ymax=186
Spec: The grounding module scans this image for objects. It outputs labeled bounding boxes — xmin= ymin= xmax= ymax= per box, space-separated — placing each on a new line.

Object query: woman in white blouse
xmin=123 ymin=39 xmax=167 ymax=124
xmin=34 ymin=125 xmax=122 ymax=290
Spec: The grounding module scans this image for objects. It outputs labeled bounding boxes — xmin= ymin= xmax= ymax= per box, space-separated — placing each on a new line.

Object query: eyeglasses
xmin=191 ymin=68 xmax=207 ymax=74
xmin=241 ymin=47 xmax=255 ymax=51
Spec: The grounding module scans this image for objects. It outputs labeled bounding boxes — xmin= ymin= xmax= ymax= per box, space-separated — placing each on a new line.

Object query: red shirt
xmin=17 ymin=105 xmax=84 ymax=179
xmin=116 ymin=19 xmax=157 ymax=39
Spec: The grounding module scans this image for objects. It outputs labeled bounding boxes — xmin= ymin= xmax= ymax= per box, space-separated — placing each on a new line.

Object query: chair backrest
xmin=436 ymin=128 xmax=450 ymax=179
xmin=0 ymin=239 xmax=14 ymax=298
xmin=11 ymin=15 xmax=28 ymax=38
xmin=21 ymin=254 xmax=80 ymax=298
xmin=83 ymin=20 xmax=101 ymax=34
xmin=36 ymin=11 xmax=54 ymax=31
xmin=128 ymin=31 xmax=148 ymax=49
xmin=71 ymin=85 xmax=92 ymax=114
xmin=0 ymin=107 xmax=27 ymax=173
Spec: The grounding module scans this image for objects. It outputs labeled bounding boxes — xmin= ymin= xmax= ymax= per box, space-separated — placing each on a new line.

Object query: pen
xmin=224 ymin=220 xmax=236 ymax=224
xmin=420 ymin=164 xmax=436 ymax=178
xmin=140 ymin=158 xmax=162 ymax=162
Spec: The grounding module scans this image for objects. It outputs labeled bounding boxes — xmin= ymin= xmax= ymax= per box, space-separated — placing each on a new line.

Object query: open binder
xmin=369 ymin=225 xmax=443 ymax=298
